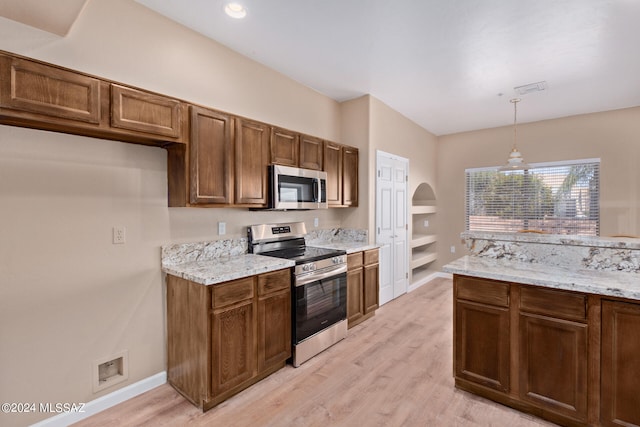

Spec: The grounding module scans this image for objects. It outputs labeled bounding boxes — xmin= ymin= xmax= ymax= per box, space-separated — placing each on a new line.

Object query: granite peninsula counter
xmin=443 ymin=231 xmax=640 ymax=300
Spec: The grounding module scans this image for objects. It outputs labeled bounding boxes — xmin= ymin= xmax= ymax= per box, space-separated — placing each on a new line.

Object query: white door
xmin=376 ymin=151 xmax=409 ymax=305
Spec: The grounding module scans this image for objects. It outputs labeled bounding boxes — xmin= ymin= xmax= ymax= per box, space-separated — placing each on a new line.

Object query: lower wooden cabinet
xmin=167 ymin=269 xmax=291 ymax=411
xmin=347 ymin=249 xmax=379 ymax=328
xmin=518 ymin=286 xmax=588 ymax=421
xmin=519 ymin=313 xmax=588 ymax=420
xmin=601 ymin=300 xmax=640 ymax=427
xmin=454 ymin=276 xmax=510 ymax=392
xmin=454 ymin=274 xmax=640 ymax=427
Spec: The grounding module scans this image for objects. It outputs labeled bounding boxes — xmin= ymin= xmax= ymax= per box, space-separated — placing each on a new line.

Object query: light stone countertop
xmin=163 ymin=254 xmax=295 ymax=286
xmin=308 ymin=241 xmax=381 ymax=254
xmin=443 ymin=255 xmax=640 ymax=301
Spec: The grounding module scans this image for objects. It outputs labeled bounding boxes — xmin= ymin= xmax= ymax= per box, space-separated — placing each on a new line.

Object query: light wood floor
xmin=74 ymin=278 xmax=556 ymax=427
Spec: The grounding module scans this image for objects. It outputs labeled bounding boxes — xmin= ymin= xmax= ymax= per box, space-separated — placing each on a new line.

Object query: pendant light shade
xmin=499 ymin=98 xmax=530 ymax=171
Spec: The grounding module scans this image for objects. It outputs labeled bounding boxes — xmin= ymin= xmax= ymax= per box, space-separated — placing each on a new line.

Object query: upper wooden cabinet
xmin=110 ymin=84 xmax=183 ymax=140
xmin=323 ymin=141 xmax=359 ymax=207
xmin=0 ymin=54 xmax=103 ymax=126
xmin=189 ymin=106 xmax=233 ymax=205
xmin=0 ymin=51 xmax=187 ymax=146
xmin=299 ymin=134 xmax=323 ymax=170
xmin=235 ymin=119 xmax=270 ymax=206
xmin=324 ymin=141 xmax=343 ymax=207
xmin=270 ymin=127 xmax=299 ymax=167
xmin=270 ymin=129 xmax=323 ymax=171
xmin=177 ymin=109 xmax=270 ymax=208
xmin=0 ymin=51 xmax=356 ymax=209
xmin=342 ymin=145 xmax=358 ymax=207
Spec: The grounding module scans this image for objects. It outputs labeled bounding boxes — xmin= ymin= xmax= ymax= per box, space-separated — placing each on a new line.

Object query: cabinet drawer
xmin=347 ymin=252 xmax=363 ymax=269
xmin=363 ymin=249 xmax=378 ymax=266
xmin=520 ymin=286 xmax=586 ymax=322
xmin=258 ymin=269 xmax=290 ymax=296
xmin=213 ymin=277 xmax=255 ymax=309
xmin=456 ymin=276 xmax=509 ymax=307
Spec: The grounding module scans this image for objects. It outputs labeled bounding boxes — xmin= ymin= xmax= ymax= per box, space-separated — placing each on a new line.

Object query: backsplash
xmin=306 ymin=228 xmax=368 ymax=244
xmin=161 ymin=238 xmax=248 ymax=267
xmin=162 ymin=228 xmax=368 ymax=267
xmin=463 ymin=232 xmax=640 ymax=273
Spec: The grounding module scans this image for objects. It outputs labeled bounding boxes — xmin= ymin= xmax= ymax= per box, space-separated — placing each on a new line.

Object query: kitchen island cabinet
xmin=166 ymin=268 xmax=291 ymax=411
xmin=601 ymin=300 xmax=640 ymax=427
xmin=452 ymin=273 xmax=640 ymax=427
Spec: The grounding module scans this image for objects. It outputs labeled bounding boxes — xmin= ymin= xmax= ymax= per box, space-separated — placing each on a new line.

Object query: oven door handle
xmin=295 ymin=264 xmax=347 ymax=287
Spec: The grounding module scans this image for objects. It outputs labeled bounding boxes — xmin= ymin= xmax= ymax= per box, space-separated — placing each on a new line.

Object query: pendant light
xmin=499 ymin=98 xmax=530 ymax=171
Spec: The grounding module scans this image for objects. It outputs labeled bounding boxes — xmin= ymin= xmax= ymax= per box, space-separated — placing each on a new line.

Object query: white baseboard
xmin=408 ymin=271 xmax=452 ymax=293
xmin=30 ymin=372 xmax=166 ymax=427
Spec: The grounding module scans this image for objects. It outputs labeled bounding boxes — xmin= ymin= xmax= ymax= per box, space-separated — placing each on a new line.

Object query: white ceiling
xmin=137 ymin=0 xmax=640 ymax=135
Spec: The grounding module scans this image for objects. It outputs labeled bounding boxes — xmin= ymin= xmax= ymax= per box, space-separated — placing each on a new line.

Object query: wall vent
xmin=93 ymin=350 xmax=129 ymax=393
xmin=514 ymin=81 xmax=547 ymax=95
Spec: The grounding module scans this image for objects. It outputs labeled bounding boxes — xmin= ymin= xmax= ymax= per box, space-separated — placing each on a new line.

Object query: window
xmin=466 ymin=159 xmax=600 ymax=236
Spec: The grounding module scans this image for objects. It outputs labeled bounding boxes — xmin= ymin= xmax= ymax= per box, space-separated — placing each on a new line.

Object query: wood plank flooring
xmin=74 ymin=278 xmax=556 ymax=427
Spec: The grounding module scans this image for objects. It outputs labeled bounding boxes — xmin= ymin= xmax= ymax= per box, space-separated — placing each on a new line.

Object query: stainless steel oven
xmin=248 ymin=222 xmax=347 ymax=367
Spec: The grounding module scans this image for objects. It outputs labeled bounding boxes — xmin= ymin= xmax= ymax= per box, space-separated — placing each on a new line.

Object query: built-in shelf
xmin=411 ymin=250 xmax=438 ymax=269
xmin=411 ymin=182 xmax=438 ymax=286
xmin=411 ymin=234 xmax=437 ymax=248
xmin=411 ymin=205 xmax=437 ymax=214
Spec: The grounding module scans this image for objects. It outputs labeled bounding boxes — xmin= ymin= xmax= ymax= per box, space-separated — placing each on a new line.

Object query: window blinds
xmin=465 ymin=159 xmax=600 ymax=236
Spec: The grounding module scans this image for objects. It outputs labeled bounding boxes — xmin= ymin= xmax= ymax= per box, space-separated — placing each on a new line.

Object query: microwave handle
xmin=313 ymin=179 xmax=319 ymax=202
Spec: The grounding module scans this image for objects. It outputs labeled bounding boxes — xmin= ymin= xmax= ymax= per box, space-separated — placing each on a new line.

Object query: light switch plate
xmin=218 ymin=222 xmax=226 ymax=235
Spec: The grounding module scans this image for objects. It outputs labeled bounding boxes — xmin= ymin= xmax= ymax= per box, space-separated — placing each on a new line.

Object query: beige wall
xmin=437 ymin=106 xmax=640 ymax=267
xmin=0 ymin=1 xmax=348 ymax=425
xmin=340 ymin=96 xmax=371 ymax=232
xmin=369 ymin=97 xmax=439 ymax=280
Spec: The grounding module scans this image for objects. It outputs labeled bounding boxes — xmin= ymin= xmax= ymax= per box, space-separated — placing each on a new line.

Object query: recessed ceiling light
xmin=224 ymin=2 xmax=247 ymax=19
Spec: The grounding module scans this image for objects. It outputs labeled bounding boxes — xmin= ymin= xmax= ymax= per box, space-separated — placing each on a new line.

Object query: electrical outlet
xmin=314 ymin=218 xmax=319 ymax=227
xmin=450 ymin=245 xmax=456 ymax=254
xmin=423 ymin=220 xmax=429 ymax=227
xmin=112 ymin=226 xmax=125 ymax=244
xmin=218 ymin=222 xmax=226 ymax=235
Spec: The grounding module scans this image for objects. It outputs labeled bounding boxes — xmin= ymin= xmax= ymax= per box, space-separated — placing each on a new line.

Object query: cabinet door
xmin=299 ymin=134 xmax=323 ymax=170
xmin=0 ymin=55 xmax=102 ymax=124
xmin=342 ymin=146 xmax=358 ymax=207
xmin=257 ymin=270 xmax=291 ymax=373
xmin=111 ymin=84 xmax=182 ymax=139
xmin=347 ymin=267 xmax=364 ymax=326
xmin=235 ymin=119 xmax=269 ymax=206
xmin=257 ymin=290 xmax=291 ymax=372
xmin=324 ymin=141 xmax=343 ymax=206
xmin=601 ymin=300 xmax=640 ymax=427
xmin=211 ymin=299 xmax=256 ymax=395
xmin=455 ymin=300 xmax=510 ymax=392
xmin=189 ymin=106 xmax=233 ymax=205
xmin=363 ymin=263 xmax=379 ymax=314
xmin=519 ymin=313 xmax=588 ymax=420
xmin=270 ymin=127 xmax=298 ymax=167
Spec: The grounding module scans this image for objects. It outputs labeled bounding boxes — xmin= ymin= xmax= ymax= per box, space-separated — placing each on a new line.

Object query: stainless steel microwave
xmin=268 ymin=165 xmax=327 ymax=210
